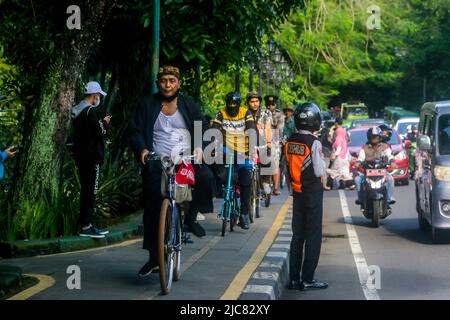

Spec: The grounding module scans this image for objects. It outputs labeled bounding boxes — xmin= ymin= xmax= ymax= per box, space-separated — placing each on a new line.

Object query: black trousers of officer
xmin=76 ymin=160 xmax=100 ymax=228
xmin=289 ymin=189 xmax=324 ymax=282
xmin=142 ymin=161 xmax=215 ymax=261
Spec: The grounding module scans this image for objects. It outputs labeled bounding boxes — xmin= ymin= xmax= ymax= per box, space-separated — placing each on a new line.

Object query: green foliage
xmin=274 ymin=0 xmax=404 ymax=107
xmin=0 ymin=148 xmax=142 ymax=240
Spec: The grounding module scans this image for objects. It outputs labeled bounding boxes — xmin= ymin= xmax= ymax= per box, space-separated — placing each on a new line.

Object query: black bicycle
xmin=144 ymin=152 xmax=195 ymax=295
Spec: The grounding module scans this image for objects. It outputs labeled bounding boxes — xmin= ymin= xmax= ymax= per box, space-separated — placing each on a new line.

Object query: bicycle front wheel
xmin=221 ymin=201 xmax=229 ymax=237
xmin=173 ymin=205 xmax=182 ymax=281
xmin=158 ymin=199 xmax=175 ymax=295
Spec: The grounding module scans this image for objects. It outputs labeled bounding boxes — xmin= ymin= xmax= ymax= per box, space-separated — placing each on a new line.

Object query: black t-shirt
xmin=72 ymin=106 xmax=106 ymax=164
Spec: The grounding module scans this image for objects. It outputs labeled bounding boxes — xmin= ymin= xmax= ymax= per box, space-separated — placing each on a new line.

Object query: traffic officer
xmin=264 ymin=95 xmax=285 ymax=195
xmin=285 ymin=102 xmax=328 ymax=291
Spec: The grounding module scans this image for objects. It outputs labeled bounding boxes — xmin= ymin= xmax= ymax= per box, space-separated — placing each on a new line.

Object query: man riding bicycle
xmin=354 ymin=127 xmax=396 ymax=206
xmin=212 ymin=91 xmax=257 ymax=230
xmin=129 ymin=66 xmax=214 ymax=276
xmin=246 ymin=91 xmax=273 ymax=196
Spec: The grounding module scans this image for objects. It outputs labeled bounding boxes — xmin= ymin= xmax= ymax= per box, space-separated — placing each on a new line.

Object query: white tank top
xmin=153 ymin=110 xmax=191 ymax=157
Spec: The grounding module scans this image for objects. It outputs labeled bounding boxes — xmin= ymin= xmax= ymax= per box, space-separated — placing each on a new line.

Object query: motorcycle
xmin=358 ymin=159 xmax=394 ymax=227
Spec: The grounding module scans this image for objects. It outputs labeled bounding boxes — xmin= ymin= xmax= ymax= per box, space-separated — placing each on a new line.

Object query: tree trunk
xmin=12 ymin=0 xmax=111 ymax=238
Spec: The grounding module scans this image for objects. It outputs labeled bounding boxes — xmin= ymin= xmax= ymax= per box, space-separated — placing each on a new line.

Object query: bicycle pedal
xmin=182 ymin=233 xmax=194 ymax=244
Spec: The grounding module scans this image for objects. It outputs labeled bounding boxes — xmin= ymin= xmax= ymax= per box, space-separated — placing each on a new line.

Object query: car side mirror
xmin=417 ymin=135 xmax=431 ymax=151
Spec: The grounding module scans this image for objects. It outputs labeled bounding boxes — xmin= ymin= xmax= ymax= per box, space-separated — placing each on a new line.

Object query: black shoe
xmin=287 ymin=280 xmax=302 ymax=290
xmin=79 ymin=226 xmax=105 ymax=239
xmin=239 ymin=215 xmax=250 ymax=230
xmin=388 ymin=198 xmax=396 ymax=205
xmin=301 ymin=280 xmax=328 ymax=291
xmin=186 ymin=222 xmax=206 ymax=238
xmin=355 ymin=199 xmax=362 ymax=205
xmin=138 ymin=261 xmax=159 ymax=277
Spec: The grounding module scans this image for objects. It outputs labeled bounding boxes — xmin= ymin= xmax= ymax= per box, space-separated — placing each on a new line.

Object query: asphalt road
xmin=283 ymin=181 xmax=450 ymax=300
xmin=4 ymin=181 xmax=450 ymax=300
xmin=0 ymin=193 xmax=289 ymax=300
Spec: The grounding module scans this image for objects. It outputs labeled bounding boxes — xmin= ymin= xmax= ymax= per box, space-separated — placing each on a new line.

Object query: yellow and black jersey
xmin=212 ymin=107 xmax=256 ymax=154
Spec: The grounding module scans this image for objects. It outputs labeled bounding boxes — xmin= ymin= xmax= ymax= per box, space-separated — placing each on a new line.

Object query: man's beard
xmin=161 ymin=90 xmax=179 ymax=102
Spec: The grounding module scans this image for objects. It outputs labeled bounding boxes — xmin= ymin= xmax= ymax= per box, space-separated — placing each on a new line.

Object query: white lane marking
xmin=142 ymin=235 xmax=222 ymax=300
xmin=338 ymin=190 xmax=381 ymax=300
xmin=181 ymin=236 xmax=222 ymax=273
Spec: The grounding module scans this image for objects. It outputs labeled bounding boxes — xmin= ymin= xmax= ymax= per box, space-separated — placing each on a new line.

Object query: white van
xmin=395 ymin=117 xmax=419 ymax=139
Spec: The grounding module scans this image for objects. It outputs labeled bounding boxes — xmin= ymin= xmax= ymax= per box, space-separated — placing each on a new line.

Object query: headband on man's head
xmin=157 ymin=65 xmax=180 ymax=79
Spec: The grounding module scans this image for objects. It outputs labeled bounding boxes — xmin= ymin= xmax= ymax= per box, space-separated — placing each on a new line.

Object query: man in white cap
xmin=71 ymin=81 xmax=111 ymax=238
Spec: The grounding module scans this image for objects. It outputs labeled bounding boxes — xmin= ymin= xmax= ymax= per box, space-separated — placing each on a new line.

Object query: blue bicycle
xmin=219 ymin=150 xmax=241 ymax=237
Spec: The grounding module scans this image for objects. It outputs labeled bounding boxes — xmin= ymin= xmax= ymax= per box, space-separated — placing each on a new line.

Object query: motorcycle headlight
xmin=368 ymin=178 xmax=383 ymax=189
xmin=394 ymin=150 xmax=407 ymax=160
xmin=434 ymin=165 xmax=450 ymax=182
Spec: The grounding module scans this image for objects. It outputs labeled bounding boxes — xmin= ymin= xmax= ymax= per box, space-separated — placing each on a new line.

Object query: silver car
xmin=416 ymin=101 xmax=450 ymax=243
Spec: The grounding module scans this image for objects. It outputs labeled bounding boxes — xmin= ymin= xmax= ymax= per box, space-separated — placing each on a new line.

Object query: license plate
xmin=366 ymin=169 xmax=387 ymax=177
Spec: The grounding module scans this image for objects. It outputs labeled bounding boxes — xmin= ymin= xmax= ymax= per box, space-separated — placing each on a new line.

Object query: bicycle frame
xmin=220 ymin=152 xmax=235 ymax=222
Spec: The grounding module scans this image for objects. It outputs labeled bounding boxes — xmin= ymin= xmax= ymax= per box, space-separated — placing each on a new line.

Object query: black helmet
xmin=293 ymin=102 xmax=322 ymax=132
xmin=264 ymin=94 xmax=278 ymax=105
xmin=367 ymin=126 xmax=382 ymax=142
xmin=378 ymin=124 xmax=392 ymax=142
xmin=225 ymin=91 xmax=242 ymax=106
xmin=246 ymin=91 xmax=262 ymax=103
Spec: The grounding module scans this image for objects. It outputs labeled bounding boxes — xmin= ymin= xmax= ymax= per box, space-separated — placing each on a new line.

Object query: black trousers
xmin=76 ymin=160 xmax=100 ymax=228
xmin=142 ymin=162 xmax=215 ymax=260
xmin=289 ymin=190 xmax=324 ymax=282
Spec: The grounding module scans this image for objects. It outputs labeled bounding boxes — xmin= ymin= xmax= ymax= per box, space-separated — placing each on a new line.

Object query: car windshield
xmin=348 ymin=130 xmax=400 ymax=147
xmin=397 ymin=121 xmax=418 ymax=135
xmin=351 ymin=120 xmax=384 ymax=128
xmin=321 ymin=112 xmax=332 ymax=120
xmin=438 ymin=115 xmax=450 ymax=155
xmin=347 ymin=107 xmax=368 ymax=116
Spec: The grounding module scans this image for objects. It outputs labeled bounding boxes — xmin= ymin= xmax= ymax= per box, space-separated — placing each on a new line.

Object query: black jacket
xmin=72 ymin=104 xmax=107 ymax=164
xmin=128 ymin=93 xmax=209 ymax=163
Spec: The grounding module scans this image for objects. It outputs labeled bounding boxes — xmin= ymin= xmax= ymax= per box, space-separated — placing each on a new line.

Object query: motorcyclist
xmin=378 ymin=124 xmax=393 ymax=144
xmin=406 ymin=125 xmax=418 ymax=177
xmin=354 ymin=127 xmax=396 ymax=205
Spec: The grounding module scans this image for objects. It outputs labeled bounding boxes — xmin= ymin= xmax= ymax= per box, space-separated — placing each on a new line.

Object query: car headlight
xmin=394 ymin=150 xmax=407 ymax=160
xmin=434 ymin=165 xmax=450 ymax=182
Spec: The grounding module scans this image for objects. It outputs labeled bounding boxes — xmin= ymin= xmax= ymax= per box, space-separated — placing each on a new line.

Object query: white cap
xmin=84 ymin=81 xmax=107 ymax=96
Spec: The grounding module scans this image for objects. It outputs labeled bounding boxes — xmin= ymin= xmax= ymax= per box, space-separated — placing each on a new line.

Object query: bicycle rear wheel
xmin=158 ymin=199 xmax=175 ymax=295
xmin=249 ymin=172 xmax=257 ymax=223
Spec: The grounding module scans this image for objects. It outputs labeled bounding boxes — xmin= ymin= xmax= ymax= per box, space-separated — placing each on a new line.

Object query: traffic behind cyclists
xmin=212 ymin=91 xmax=257 ymax=230
xmin=128 ymin=65 xmax=214 ymax=276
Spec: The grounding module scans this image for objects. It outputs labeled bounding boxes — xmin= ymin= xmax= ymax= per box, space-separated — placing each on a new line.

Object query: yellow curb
xmin=7 ymin=274 xmax=56 ymax=300
xmin=220 ymin=197 xmax=292 ymax=300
